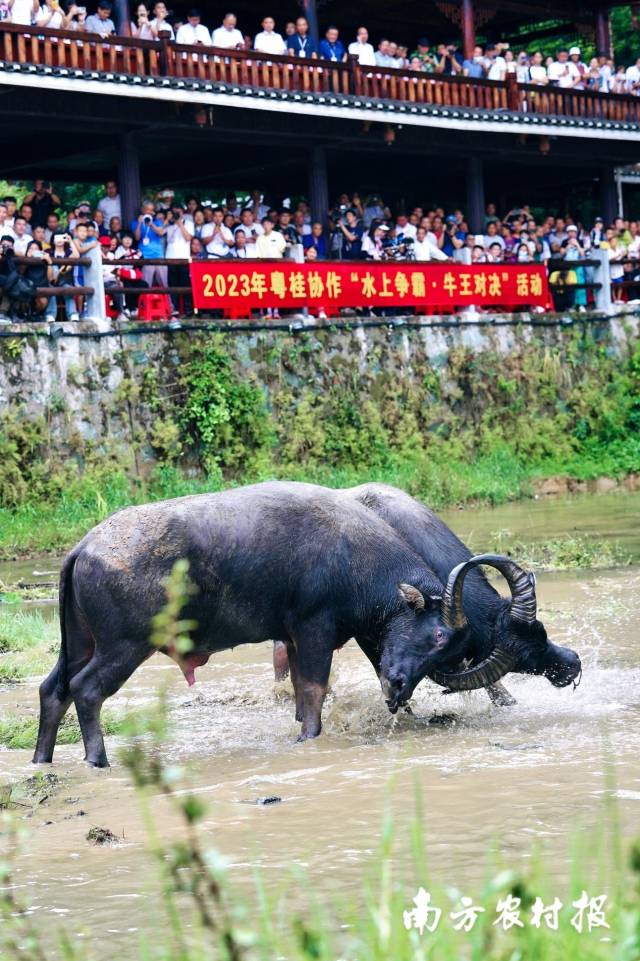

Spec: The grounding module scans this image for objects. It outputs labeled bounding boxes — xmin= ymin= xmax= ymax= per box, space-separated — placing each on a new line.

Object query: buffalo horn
xmin=429 ymin=647 xmax=517 ymax=691
xmin=440 ymin=553 xmax=537 ymax=630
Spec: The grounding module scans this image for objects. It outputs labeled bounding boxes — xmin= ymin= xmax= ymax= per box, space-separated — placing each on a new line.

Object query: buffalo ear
xmin=398 ymin=583 xmax=425 ymax=611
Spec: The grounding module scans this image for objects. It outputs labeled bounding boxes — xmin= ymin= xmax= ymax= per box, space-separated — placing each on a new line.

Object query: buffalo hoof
xmin=296 ymin=730 xmax=320 ymax=743
xmin=85 ymin=757 xmax=110 ymax=769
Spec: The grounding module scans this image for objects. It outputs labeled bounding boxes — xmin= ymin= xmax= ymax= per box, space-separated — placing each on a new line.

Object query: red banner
xmin=189 ymin=260 xmax=550 ymax=311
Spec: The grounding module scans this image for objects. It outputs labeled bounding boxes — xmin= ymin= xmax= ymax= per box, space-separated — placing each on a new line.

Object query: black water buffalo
xmin=34 ymin=481 xmax=471 ymax=767
xmin=348 ymin=484 xmax=582 ymax=694
xmin=274 ymin=484 xmax=582 ymax=702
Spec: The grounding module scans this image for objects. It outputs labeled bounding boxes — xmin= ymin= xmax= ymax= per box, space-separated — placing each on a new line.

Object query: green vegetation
xmin=0 ymin=709 xmax=130 ymax=750
xmin=489 ymin=531 xmax=632 ymax=570
xmin=0 ymin=608 xmax=58 ymax=681
xmin=0 ymin=328 xmax=638 ymax=559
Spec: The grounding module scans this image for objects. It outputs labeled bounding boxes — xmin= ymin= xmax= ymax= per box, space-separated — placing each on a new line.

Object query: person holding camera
xmin=165 ymin=204 xmax=193 ymax=314
xmin=336 ymin=208 xmax=363 ymax=260
xmin=64 ymin=4 xmax=88 ymax=29
xmin=0 ymin=236 xmax=17 ymax=322
xmin=435 ymin=42 xmax=462 ymax=75
xmin=45 ymin=231 xmax=80 ymax=323
xmin=441 ymin=214 xmax=465 ymax=256
xmin=132 ymin=201 xmax=168 ymax=288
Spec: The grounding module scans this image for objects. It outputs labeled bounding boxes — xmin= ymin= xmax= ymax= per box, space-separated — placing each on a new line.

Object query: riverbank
xmin=1 ymin=449 xmax=639 ymax=560
xmin=1 ymin=317 xmax=638 ymax=557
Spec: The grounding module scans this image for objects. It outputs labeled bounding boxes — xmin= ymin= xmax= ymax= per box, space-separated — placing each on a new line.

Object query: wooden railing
xmin=3 ymin=22 xmax=640 ymax=125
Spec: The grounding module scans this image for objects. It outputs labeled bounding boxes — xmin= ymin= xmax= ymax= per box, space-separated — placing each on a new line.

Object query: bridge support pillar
xmin=595 ymin=8 xmax=612 ymax=58
xmin=309 ymin=145 xmax=329 ymax=229
xmin=461 ymin=0 xmax=476 ymax=62
xmin=119 ymin=132 xmax=141 ymax=229
xmin=466 ymin=156 xmax=485 ymax=236
xmin=113 ymin=0 xmax=131 ymax=36
xmin=599 ymin=166 xmax=617 ymax=226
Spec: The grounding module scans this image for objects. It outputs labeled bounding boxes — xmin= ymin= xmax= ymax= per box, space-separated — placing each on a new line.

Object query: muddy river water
xmin=0 ymin=492 xmax=639 ymax=955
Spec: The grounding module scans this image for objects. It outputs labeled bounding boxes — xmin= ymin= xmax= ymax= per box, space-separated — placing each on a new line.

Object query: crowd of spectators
xmin=2 ymin=0 xmax=640 ymax=96
xmin=1 ymin=178 xmax=639 ymax=321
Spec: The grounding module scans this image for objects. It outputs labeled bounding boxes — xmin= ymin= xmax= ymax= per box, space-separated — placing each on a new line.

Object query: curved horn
xmin=429 ymin=648 xmax=517 ymax=692
xmin=440 ymin=553 xmax=537 ymax=630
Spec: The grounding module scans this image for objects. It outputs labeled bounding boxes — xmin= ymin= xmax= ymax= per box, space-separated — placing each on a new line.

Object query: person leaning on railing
xmin=82 ymin=0 xmax=115 ymax=35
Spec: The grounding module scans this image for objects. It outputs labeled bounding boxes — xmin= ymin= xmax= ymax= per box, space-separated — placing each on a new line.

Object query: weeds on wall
xmin=0 ymin=327 xmax=638 ymax=556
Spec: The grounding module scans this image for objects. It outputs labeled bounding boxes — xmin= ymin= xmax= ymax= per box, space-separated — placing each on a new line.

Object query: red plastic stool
xmin=138 ymin=293 xmax=172 ymax=322
xmin=104 ymin=293 xmax=119 ymax=319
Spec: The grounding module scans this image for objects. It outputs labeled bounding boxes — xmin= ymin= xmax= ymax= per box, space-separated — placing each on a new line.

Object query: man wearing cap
xmin=569 ymin=46 xmax=586 ymax=88
xmin=176 ymin=9 xmax=211 ymax=45
xmin=409 ymin=38 xmax=436 ymax=72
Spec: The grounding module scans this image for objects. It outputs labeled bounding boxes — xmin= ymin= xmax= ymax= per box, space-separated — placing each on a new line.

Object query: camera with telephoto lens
xmin=331 ymin=203 xmax=349 ymax=225
xmin=382 ymin=233 xmax=415 ymax=261
xmin=142 ymin=214 xmax=153 ymax=224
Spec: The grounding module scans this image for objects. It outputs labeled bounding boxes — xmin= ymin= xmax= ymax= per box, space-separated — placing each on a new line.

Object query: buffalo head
xmin=379 ymin=583 xmax=471 ymax=713
xmin=429 ymin=554 xmax=582 ymax=692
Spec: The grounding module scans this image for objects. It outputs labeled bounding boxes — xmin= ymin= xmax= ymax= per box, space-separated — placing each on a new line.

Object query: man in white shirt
xmin=413 ymin=226 xmax=448 ymax=261
xmin=12 ymin=217 xmax=31 ymax=256
xmin=211 ymin=12 xmax=243 ymax=49
xmin=97 ymin=180 xmax=121 ymax=224
xmin=164 ymin=205 xmax=193 ymax=314
xmin=485 ymin=44 xmax=506 ymax=81
xmin=598 ymin=56 xmax=613 ymax=93
xmin=626 ymin=56 xmax=640 ymax=95
xmin=395 ymin=213 xmax=417 ymax=240
xmin=235 ymin=210 xmax=263 ymax=257
xmin=348 ymin=27 xmax=376 ymax=67
xmin=548 ymin=49 xmax=580 ymax=88
xmin=176 ymin=9 xmax=211 ymax=45
xmin=256 ymin=218 xmax=286 ymax=258
xmin=254 ymin=16 xmax=286 ymax=55
xmin=203 ymin=207 xmax=234 ymax=257
xmin=0 ymin=204 xmax=14 ymax=241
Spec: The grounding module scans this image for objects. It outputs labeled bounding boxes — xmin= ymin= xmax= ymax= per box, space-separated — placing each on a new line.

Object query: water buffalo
xmin=348 ymin=484 xmax=582 ymax=695
xmin=274 ymin=485 xmax=582 ymax=704
xmin=33 ymin=481 xmax=470 ymax=767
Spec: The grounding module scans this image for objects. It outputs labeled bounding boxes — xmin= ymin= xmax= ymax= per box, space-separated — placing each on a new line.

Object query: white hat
xmin=569 ymin=46 xmax=581 ymax=56
xmin=567 ymin=224 xmax=578 ymax=232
